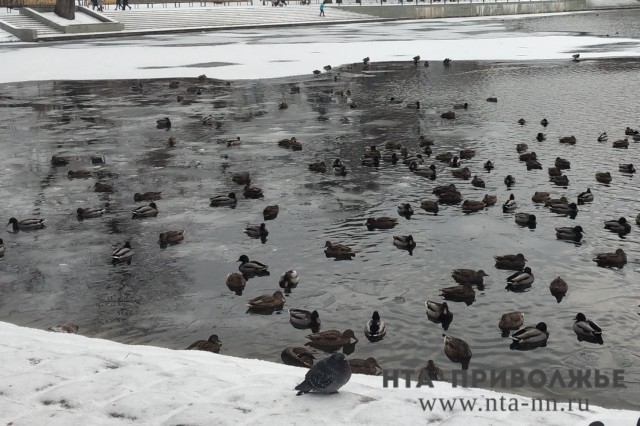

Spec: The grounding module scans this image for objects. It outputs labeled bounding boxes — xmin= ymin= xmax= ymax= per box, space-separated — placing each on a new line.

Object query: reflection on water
xmin=1 ymin=57 xmax=639 ymax=410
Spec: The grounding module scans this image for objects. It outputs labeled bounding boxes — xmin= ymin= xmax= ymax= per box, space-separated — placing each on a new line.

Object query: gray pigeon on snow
xmin=295 ymin=352 xmax=352 ymax=395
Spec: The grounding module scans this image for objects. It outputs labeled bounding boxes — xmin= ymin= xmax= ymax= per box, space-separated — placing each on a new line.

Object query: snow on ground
xmin=0 ymin=321 xmax=637 ymax=425
xmin=40 ymin=11 xmax=103 ymax=25
xmin=0 ymin=22 xmax=639 ymax=83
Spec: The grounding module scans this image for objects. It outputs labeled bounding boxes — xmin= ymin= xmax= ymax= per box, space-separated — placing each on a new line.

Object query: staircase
xmin=0 ymin=11 xmax=64 ymax=40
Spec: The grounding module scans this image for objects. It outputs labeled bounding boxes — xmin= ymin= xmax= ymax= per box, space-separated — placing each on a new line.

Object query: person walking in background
xmin=319 ymin=0 xmax=325 ymax=17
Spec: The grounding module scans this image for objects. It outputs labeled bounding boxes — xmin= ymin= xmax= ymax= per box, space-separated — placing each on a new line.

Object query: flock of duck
xmin=2 ymin=57 xmax=637 ymax=389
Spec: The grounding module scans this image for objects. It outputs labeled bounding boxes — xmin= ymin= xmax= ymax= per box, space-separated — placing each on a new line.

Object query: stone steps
xmin=0 ymin=13 xmax=64 ymax=36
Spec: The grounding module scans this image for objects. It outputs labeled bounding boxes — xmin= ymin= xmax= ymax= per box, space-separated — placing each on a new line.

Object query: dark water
xmin=1 ymin=58 xmax=639 ymax=410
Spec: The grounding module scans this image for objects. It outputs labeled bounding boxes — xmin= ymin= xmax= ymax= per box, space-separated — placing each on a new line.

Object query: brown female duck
xmin=185 ymin=334 xmax=222 ymax=353
xmin=324 ymin=241 xmax=356 ymax=259
xmin=494 ymin=253 xmax=527 ymax=270
xmin=305 ymin=329 xmax=358 ymax=351
xmin=247 ymin=291 xmax=286 ymax=311
xmin=134 ymin=192 xmax=162 ymax=202
xmin=593 ymin=249 xmax=626 ymax=267
xmin=366 ymin=217 xmax=398 ymax=230
xmin=348 ymin=357 xmax=382 ymax=376
xmin=281 ymin=347 xmax=315 ymax=368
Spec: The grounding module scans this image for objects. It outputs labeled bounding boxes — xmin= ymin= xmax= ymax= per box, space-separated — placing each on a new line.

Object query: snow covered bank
xmin=0 ymin=321 xmax=637 ymax=425
xmin=1 ymin=16 xmax=639 ymax=83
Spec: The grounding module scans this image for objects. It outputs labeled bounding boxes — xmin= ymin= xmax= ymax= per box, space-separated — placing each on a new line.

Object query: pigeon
xmin=295 ymin=352 xmax=352 ymax=395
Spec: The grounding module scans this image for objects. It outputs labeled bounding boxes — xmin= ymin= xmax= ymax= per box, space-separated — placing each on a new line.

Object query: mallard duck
xmin=386 ymin=140 xmax=403 ymax=150
xmin=573 ymin=313 xmax=603 ymax=344
xmin=510 ymin=322 xmax=549 ymax=350
xmin=559 ymin=135 xmax=576 ymax=144
xmin=419 ymin=360 xmax=444 ymax=382
xmin=451 ymin=167 xmax=471 ymax=180
xmin=134 ymin=192 xmax=161 ymax=202
xmin=439 ymin=284 xmax=475 ymax=303
xmin=555 ymin=157 xmax=571 ymax=169
xmin=47 ymin=323 xmax=79 ymax=334
xmin=548 ymin=167 xmax=562 ymax=177
xmin=397 ymin=203 xmax=414 ymax=217
xmin=263 ymin=205 xmax=279 ymax=220
xmin=226 ymin=272 xmax=246 ymax=294
xmin=278 ymin=101 xmax=288 ymax=110
xmin=238 ymin=255 xmax=269 ymax=275
xmin=506 ymin=267 xmax=534 ymax=291
xmin=540 ymin=118 xmax=549 ymax=127
xmin=132 ymin=202 xmax=158 ymax=218
xmin=519 ymin=151 xmax=537 ymax=162
xmin=290 ymin=139 xmax=302 ymax=151
xmin=6 ymin=217 xmax=45 ymax=232
xmin=452 ymin=268 xmax=488 ymax=285
xmin=593 ymin=249 xmax=626 ymax=267
xmin=550 ymin=202 xmax=578 ymax=216
xmin=526 ymin=160 xmax=542 ymax=170
xmin=309 ymin=161 xmax=327 ymax=173
xmin=619 ymin=163 xmax=635 ymax=173
xmin=281 ymin=347 xmax=315 ymax=368
xmin=77 ymin=207 xmax=105 ymax=219
xmin=595 ymin=172 xmax=612 ymax=184
xmin=531 ymin=192 xmax=550 ymax=203
xmin=412 ymin=55 xmax=420 ymax=64
xmin=486 ymin=97 xmax=497 ymax=102
xmin=499 ymin=312 xmax=524 ymax=331
xmin=244 ymin=223 xmax=269 ymax=240
xmin=247 ymin=291 xmax=285 ymax=311
xmin=243 ymin=184 xmax=264 ymax=199
xmin=551 ymin=175 xmax=569 ymax=186
xmin=549 ymin=277 xmax=568 ymax=302
xmin=482 ymin=194 xmax=497 ymax=206
xmin=420 ymin=199 xmax=439 ymax=213
xmin=312 ymin=69 xmax=321 ymax=76
xmin=494 ymin=253 xmax=527 ymax=270
xmin=536 ymin=132 xmax=546 ymax=142
xmin=597 ymin=132 xmax=608 ymax=142
xmin=613 ymin=138 xmax=629 ymax=148
xmin=112 ymin=241 xmax=133 ymax=266
xmin=0 ymin=239 xmax=4 ymax=258
xmin=634 ymin=134 xmax=640 ymax=141
xmin=435 ymin=152 xmax=453 ymax=163
xmin=624 ymin=126 xmax=638 ymax=135
xmin=156 ymin=117 xmax=171 ymax=129
xmin=449 ymin=155 xmax=460 ymax=167
xmin=202 ymin=115 xmax=215 ymax=125
xmin=443 ymin=58 xmax=452 ymax=66
xmin=348 ymin=357 xmax=382 ymax=376
xmin=185 ymin=334 xmax=222 ymax=353
xmin=443 ymin=334 xmax=472 ymax=370
xmin=604 ymin=217 xmax=631 ymax=235
xmin=403 ymin=153 xmax=424 ymax=165
xmin=334 ymin=164 xmax=348 ymax=176
xmin=231 ymin=172 xmax=251 ymax=185
xmin=289 ymin=309 xmax=320 ymax=328
xmin=419 ymin=136 xmax=434 ymax=147
xmin=426 ymin=301 xmax=453 ymax=322
xmin=545 ymin=196 xmax=569 ymax=208
xmin=361 ymin=156 xmax=380 ymax=167
xmin=382 ymin=152 xmax=399 ymax=164
xmin=324 ymin=241 xmax=355 ymax=260
xmin=433 ymin=183 xmax=457 ymax=196
xmin=555 ymin=226 xmax=584 ymax=241
xmin=364 ymin=146 xmax=381 ymax=159
xmin=410 ymin=163 xmax=436 ymax=178
xmin=517 ymin=118 xmax=526 ymax=125
xmin=278 ymin=137 xmax=297 ymax=148
xmin=364 ymin=311 xmax=386 ymax=341
xmin=210 ymin=192 xmax=237 ymax=207
xmin=516 ymin=144 xmax=528 ymax=153
xmin=94 ymin=182 xmax=113 ymax=193
xmin=227 ymin=137 xmax=241 ymax=147
xmin=67 ymin=170 xmax=91 ymax=179
xmin=453 ymin=102 xmax=468 ymax=110
xmin=366 ymin=217 xmax=398 ymax=230
xmin=484 ymin=160 xmax=494 ymax=171
xmin=393 ymin=235 xmax=416 ymax=253
xmin=51 ymin=155 xmax=69 ymax=166
xmin=462 ymin=200 xmax=486 ymax=213
xmin=471 ymin=176 xmax=485 ymax=188
xmin=502 ymin=194 xmax=517 ymax=212
xmin=305 ymin=329 xmax=358 ymax=351
xmin=279 ymin=270 xmax=300 ymax=289
xmin=504 ymin=175 xmax=516 ymax=187
xmin=460 ymin=149 xmax=475 ymax=160
xmin=439 ymin=191 xmax=462 ymax=205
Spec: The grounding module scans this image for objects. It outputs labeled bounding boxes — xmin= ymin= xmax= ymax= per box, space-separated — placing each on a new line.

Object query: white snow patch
xmin=40 ymin=11 xmax=103 ymax=25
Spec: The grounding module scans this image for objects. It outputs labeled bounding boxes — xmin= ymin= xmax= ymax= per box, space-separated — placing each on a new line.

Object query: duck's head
xmin=372 ymin=311 xmax=381 ymax=321
xmin=574 ymin=313 xmax=586 ymax=322
xmin=259 ymin=223 xmax=266 ymax=230
xmin=528 ymin=214 xmax=536 ymax=223
xmin=324 ymin=241 xmax=332 ymax=248
xmin=273 ymin=291 xmax=285 ymax=299
xmin=618 ymin=217 xmax=627 ymax=224
xmin=123 ymin=241 xmax=132 ymax=249
xmin=311 ymin=310 xmax=320 ymax=321
xmin=77 ymin=208 xmax=84 ymax=215
xmin=569 ymin=203 xmax=577 ymax=210
xmin=7 ymin=217 xmax=18 ymax=226
xmin=228 ymin=192 xmax=236 ymax=199
xmin=366 ymin=218 xmax=375 ymax=226
xmin=207 ymin=334 xmax=221 ymax=344
xmin=416 ymin=101 xmax=420 ymax=109
xmin=535 ymin=322 xmax=548 ymax=332
xmin=343 ymin=329 xmax=358 ymax=342
xmin=478 ymin=270 xmax=489 ymax=277
xmin=441 ymin=302 xmax=450 ymax=315
xmin=509 ymin=194 xmax=515 ymax=200
xmin=574 ymin=226 xmax=584 ymax=233
xmin=523 ymin=267 xmax=532 ymax=274
xmin=429 ymin=164 xmax=436 ymax=171
xmin=427 ymin=360 xmax=436 ymax=368
xmin=615 ymin=249 xmax=626 ymax=255
xmin=516 ymin=253 xmax=527 ymax=261
xmin=238 ymin=254 xmax=250 ymax=263
xmin=409 ymin=161 xmax=418 ymax=171
xmin=149 ymin=202 xmax=157 ymax=209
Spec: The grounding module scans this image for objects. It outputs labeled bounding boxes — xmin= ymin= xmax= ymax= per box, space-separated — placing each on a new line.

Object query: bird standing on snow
xmin=295 ymin=353 xmax=352 ymax=395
